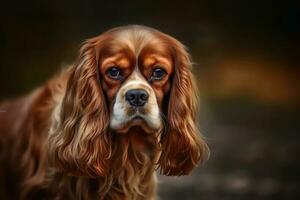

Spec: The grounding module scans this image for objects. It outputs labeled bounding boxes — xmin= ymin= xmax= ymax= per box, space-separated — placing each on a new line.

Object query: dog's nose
xmin=125 ymin=89 xmax=149 ymax=107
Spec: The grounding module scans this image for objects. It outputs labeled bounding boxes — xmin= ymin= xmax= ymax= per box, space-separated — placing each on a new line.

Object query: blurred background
xmin=0 ymin=0 xmax=299 ymax=199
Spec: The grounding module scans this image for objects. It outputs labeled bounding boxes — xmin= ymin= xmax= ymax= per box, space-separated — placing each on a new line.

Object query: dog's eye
xmin=151 ymin=68 xmax=166 ymax=80
xmin=107 ymin=67 xmax=122 ymax=80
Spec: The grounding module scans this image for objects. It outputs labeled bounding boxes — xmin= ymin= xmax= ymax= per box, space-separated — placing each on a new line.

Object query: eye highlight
xmin=106 ymin=67 xmax=123 ymax=80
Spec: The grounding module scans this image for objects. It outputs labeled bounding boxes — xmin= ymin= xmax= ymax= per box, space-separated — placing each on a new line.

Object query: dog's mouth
xmin=114 ymin=114 xmax=159 ymax=134
xmin=132 ymin=115 xmax=143 ymax=120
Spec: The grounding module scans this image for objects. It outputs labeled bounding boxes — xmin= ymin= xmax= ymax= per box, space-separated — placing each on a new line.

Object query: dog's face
xmin=98 ymin=28 xmax=173 ymax=134
xmin=49 ymin=25 xmax=209 ymax=178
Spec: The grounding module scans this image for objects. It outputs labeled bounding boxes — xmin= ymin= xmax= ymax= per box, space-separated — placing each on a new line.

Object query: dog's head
xmin=49 ymin=25 xmax=209 ymax=177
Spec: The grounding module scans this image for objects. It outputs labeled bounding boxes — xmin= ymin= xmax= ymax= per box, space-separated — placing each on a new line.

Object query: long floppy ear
xmin=159 ymin=39 xmax=209 ymax=176
xmin=48 ymin=38 xmax=111 ymax=177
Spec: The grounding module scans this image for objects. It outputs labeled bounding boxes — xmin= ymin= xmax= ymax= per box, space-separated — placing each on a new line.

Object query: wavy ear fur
xmin=48 ymin=38 xmax=111 ymax=177
xmin=159 ymin=38 xmax=209 ymax=176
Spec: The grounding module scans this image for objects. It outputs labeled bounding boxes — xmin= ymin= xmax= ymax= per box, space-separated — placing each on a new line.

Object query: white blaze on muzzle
xmin=110 ymin=71 xmax=161 ymax=131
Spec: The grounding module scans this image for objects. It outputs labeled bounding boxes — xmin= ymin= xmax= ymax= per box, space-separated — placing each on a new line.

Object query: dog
xmin=0 ymin=25 xmax=209 ymax=200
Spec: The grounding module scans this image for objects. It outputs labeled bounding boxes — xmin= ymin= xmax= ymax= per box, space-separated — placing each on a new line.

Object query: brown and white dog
xmin=0 ymin=25 xmax=209 ymax=200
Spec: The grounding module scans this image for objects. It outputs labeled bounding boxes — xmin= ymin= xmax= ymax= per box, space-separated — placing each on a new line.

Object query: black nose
xmin=125 ymin=89 xmax=149 ymax=107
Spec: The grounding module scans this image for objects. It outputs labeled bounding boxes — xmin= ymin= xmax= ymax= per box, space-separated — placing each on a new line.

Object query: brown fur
xmin=0 ymin=25 xmax=209 ymax=200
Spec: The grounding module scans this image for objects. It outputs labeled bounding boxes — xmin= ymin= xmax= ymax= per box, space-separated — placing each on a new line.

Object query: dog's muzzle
xmin=110 ymin=72 xmax=162 ymax=133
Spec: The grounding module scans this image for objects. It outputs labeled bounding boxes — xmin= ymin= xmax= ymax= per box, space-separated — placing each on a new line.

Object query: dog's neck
xmin=97 ymin=130 xmax=160 ymax=199
xmin=45 ymin=129 xmax=160 ymax=199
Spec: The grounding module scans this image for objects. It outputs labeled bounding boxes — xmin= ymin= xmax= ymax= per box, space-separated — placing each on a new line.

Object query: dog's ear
xmin=48 ymin=36 xmax=112 ymax=177
xmin=158 ymin=37 xmax=209 ymax=176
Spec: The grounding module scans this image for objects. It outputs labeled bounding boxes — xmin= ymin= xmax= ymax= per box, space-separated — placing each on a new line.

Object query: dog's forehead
xmin=113 ymin=28 xmax=159 ymax=56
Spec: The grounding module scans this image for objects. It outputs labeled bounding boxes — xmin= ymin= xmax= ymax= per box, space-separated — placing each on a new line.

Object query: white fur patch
xmin=110 ymin=72 xmax=161 ymax=132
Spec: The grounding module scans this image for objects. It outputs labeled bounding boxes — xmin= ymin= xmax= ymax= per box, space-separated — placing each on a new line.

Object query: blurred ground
xmin=0 ymin=0 xmax=299 ymax=199
xmin=159 ymin=99 xmax=300 ymax=199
